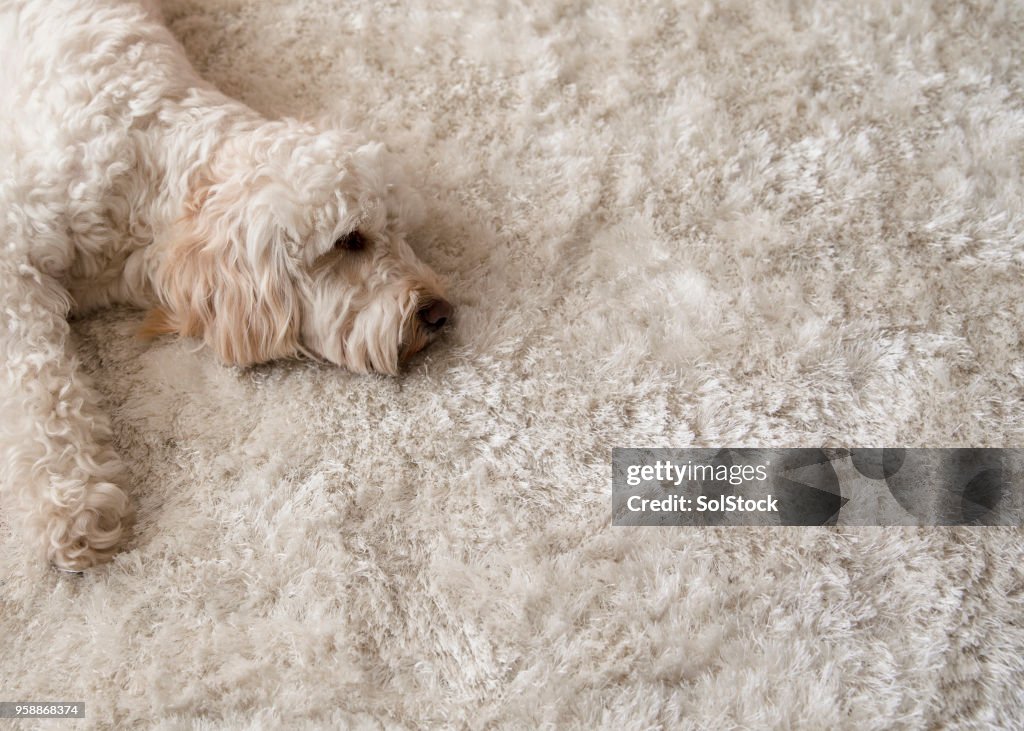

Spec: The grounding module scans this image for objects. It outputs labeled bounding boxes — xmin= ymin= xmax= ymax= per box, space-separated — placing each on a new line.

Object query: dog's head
xmin=145 ymin=122 xmax=451 ymax=374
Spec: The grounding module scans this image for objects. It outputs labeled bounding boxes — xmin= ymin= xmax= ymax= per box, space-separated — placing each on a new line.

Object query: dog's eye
xmin=334 ymin=231 xmax=367 ymax=252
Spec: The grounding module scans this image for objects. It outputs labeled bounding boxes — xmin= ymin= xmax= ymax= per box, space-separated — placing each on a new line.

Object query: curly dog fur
xmin=0 ymin=0 xmax=451 ymax=570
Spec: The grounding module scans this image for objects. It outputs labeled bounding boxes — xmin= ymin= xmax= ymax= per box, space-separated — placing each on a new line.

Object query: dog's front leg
xmin=0 ymin=261 xmax=131 ymax=570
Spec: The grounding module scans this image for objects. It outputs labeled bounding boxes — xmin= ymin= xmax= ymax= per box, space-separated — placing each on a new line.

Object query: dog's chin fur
xmin=304 ymin=285 xmax=442 ymax=376
xmin=0 ymin=0 xmax=449 ymax=569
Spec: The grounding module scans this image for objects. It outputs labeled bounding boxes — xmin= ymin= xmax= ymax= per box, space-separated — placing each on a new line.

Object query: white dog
xmin=0 ymin=0 xmax=452 ymax=570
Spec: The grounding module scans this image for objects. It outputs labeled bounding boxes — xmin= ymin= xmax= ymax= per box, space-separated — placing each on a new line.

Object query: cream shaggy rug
xmin=2 ymin=0 xmax=1023 ymax=728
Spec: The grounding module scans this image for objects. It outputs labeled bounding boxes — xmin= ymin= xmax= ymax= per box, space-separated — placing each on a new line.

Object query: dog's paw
xmin=42 ymin=482 xmax=132 ymax=570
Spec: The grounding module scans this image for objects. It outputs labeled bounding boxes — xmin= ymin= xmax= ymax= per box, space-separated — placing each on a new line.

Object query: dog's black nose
xmin=419 ymin=298 xmax=453 ymax=331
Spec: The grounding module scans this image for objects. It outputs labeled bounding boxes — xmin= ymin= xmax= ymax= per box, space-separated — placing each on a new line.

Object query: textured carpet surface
xmin=2 ymin=0 xmax=1024 ymax=728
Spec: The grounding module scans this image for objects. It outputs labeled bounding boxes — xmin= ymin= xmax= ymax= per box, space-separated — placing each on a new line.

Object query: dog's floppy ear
xmin=142 ymin=176 xmax=301 ymax=366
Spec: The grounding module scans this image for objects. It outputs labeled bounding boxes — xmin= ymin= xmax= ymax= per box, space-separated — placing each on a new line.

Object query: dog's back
xmin=0 ymin=0 xmax=225 ymax=298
